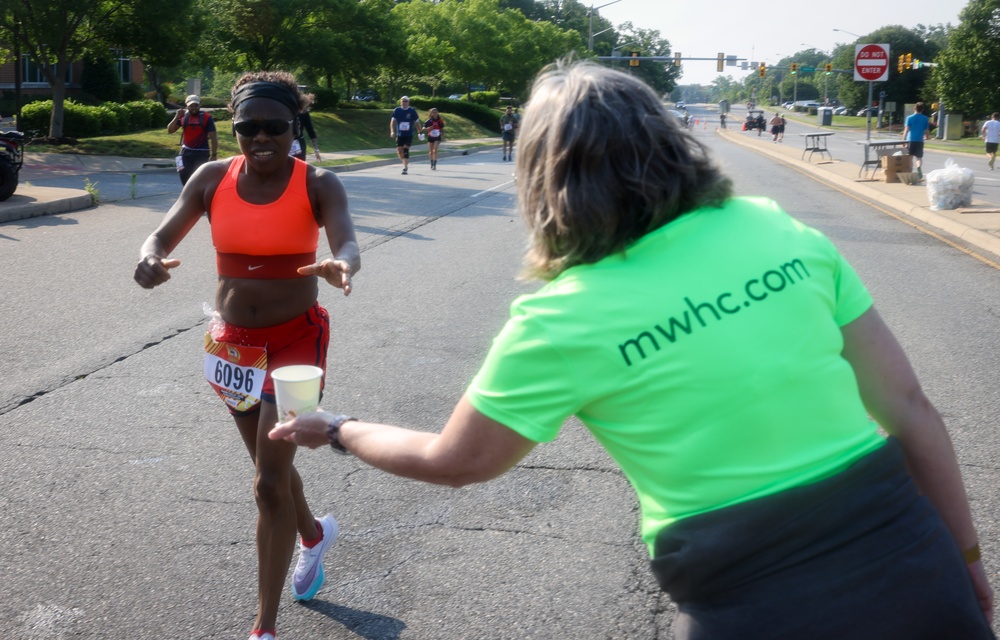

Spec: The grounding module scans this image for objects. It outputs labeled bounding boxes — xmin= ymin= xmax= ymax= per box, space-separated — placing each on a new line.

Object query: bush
xmin=95 ymin=104 xmax=126 ymax=133
xmin=198 ymin=96 xmax=229 ymax=108
xmin=20 ymin=100 xmax=53 ymax=133
xmin=468 ymin=91 xmax=501 ymax=108
xmin=311 ymin=87 xmax=338 ymax=112
xmin=62 ymin=100 xmax=103 ymax=137
xmin=408 ymin=95 xmax=501 ymax=133
xmin=339 ymin=100 xmax=385 ymax=110
xmin=127 ymin=100 xmax=168 ymax=128
xmin=121 ymin=82 xmax=145 ymax=102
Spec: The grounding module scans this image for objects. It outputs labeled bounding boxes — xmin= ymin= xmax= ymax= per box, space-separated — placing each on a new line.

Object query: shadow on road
xmin=299 ymin=600 xmax=407 ymax=639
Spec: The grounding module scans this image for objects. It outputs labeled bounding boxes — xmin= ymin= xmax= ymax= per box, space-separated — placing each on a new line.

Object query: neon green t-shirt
xmin=466 ymin=196 xmax=885 ymax=554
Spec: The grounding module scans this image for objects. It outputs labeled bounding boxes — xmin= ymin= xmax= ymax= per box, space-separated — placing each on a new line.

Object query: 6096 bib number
xmin=214 ymin=359 xmax=256 ymax=393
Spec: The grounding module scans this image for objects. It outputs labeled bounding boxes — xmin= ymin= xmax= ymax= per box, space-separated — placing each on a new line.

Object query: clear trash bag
xmin=927 ymin=158 xmax=975 ymax=211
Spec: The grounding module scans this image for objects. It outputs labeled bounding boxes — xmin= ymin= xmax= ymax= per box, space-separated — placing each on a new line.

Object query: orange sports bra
xmin=210 ymin=155 xmax=319 ymax=279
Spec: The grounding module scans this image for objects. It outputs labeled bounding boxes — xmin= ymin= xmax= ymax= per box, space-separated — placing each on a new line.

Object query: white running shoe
xmin=291 ymin=514 xmax=338 ymax=601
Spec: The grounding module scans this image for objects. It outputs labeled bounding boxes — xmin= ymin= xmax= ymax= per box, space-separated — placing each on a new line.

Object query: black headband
xmin=231 ymin=82 xmax=300 ymax=115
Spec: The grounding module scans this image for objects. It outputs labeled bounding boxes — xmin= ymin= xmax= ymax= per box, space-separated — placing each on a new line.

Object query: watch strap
xmin=326 ymin=414 xmax=356 ymax=454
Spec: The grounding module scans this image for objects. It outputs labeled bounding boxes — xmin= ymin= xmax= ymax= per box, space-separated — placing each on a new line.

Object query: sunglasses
xmin=232 ymin=119 xmax=294 ymax=137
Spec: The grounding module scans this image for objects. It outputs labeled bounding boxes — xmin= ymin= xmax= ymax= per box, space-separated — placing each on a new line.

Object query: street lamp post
xmin=832 ymin=28 xmax=861 ymax=39
xmin=589 ymin=0 xmax=623 ymax=51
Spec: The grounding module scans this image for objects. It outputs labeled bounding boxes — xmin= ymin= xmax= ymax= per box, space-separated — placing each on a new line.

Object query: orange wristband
xmin=963 ymin=544 xmax=982 ymax=564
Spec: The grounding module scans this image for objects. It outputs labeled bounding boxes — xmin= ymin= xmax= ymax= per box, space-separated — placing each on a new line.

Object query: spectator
xmin=271 ymin=60 xmax=993 ymax=638
xmin=167 ymin=94 xmax=218 ymax=185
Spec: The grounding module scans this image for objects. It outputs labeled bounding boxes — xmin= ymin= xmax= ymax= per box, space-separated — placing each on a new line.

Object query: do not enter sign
xmin=854 ymin=43 xmax=890 ymax=82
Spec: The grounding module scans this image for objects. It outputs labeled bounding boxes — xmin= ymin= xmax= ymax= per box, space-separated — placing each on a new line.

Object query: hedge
xmin=20 ymin=99 xmax=168 ymax=137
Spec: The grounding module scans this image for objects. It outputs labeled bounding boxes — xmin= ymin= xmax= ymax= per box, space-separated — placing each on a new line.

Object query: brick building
xmin=0 ymin=52 xmax=144 ymax=98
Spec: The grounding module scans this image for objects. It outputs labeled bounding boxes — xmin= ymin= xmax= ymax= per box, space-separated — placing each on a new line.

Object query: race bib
xmin=503 ymin=123 xmax=513 ymax=131
xmin=429 ymin=129 xmax=441 ymax=138
xmin=204 ymin=334 xmax=267 ymax=412
xmin=289 ymin=139 xmax=302 ymax=156
xmin=399 ymin=122 xmax=411 ymax=132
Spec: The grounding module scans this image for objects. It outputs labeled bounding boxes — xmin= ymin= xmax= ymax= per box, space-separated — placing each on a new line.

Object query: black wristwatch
xmin=326 ymin=414 xmax=356 ymax=454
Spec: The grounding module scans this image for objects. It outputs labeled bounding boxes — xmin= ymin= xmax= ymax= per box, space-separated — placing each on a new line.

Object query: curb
xmin=721 ymin=130 xmax=1000 ymax=260
xmin=0 ymin=186 xmax=93 ymax=224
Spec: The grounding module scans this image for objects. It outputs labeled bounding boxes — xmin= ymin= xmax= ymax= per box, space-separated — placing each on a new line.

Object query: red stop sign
xmin=855 ymin=44 xmax=889 ymax=82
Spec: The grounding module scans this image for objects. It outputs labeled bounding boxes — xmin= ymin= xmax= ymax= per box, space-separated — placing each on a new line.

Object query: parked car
xmin=447 ymin=94 xmax=464 ymax=100
xmin=352 ymin=89 xmax=379 ymax=102
xmin=856 ymin=107 xmax=879 ymax=117
xmin=676 ymin=100 xmax=686 ymax=109
xmin=832 ymin=106 xmax=850 ymax=116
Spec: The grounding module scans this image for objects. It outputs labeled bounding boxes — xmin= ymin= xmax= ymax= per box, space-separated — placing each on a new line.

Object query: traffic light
xmin=629 ymin=51 xmax=639 ymax=67
xmin=674 ymin=52 xmax=681 ymax=67
xmin=790 ymin=62 xmax=798 ymax=74
xmin=898 ymin=55 xmax=904 ymax=73
xmin=824 ymin=63 xmax=833 ymax=75
xmin=905 ymin=53 xmax=912 ymax=69
xmin=717 ymin=52 xmax=724 ymax=72
xmin=758 ymin=63 xmax=766 ymax=78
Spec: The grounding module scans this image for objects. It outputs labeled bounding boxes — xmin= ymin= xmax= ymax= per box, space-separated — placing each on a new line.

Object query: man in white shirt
xmin=981 ymin=112 xmax=1000 ymax=170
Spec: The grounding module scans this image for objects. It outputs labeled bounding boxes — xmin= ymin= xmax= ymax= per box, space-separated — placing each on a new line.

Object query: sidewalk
xmin=0 ymin=137 xmax=501 ymax=224
xmin=720 ymin=127 xmax=1000 ymax=261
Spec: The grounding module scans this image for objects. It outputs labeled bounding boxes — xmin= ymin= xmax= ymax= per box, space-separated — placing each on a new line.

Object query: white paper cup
xmin=271 ymin=365 xmax=324 ymax=421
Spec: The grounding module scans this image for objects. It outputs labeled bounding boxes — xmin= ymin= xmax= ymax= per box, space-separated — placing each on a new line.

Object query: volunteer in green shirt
xmin=271 ymin=61 xmax=993 ymax=637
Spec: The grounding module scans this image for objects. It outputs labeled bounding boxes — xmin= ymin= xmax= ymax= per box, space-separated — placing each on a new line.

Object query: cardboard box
xmin=881 ymin=154 xmax=912 ymax=182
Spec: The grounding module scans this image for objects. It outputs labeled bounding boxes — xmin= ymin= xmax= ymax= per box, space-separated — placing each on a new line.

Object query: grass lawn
xmin=779 ymin=111 xmax=982 ymax=156
xmin=29 ymin=108 xmax=497 ymax=158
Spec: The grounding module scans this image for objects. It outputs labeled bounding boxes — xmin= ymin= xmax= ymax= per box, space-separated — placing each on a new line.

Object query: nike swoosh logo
xmin=248 ymin=265 xmax=263 ymax=271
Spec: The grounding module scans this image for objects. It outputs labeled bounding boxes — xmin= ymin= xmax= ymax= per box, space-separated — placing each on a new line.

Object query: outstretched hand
xmin=134 ymin=255 xmax=181 ymax=289
xmin=298 ymin=258 xmax=352 ymax=295
xmin=269 ymin=410 xmax=333 ymax=449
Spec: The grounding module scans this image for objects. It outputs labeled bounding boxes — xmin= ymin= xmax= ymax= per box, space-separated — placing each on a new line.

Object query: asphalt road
xmin=3 ymin=129 xmax=1000 ymax=639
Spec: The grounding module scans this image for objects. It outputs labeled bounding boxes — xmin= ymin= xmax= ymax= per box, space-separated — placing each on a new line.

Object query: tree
xmin=934 ymin=0 xmax=999 ymax=117
xmin=0 ymin=0 xmax=193 ymax=137
xmin=201 ymin=0 xmax=355 ymax=72
xmin=608 ymin=23 xmax=678 ymax=96
xmin=306 ymin=0 xmax=405 ymax=99
xmin=393 ymin=0 xmax=456 ymax=95
xmin=111 ymin=0 xmax=207 ymax=103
